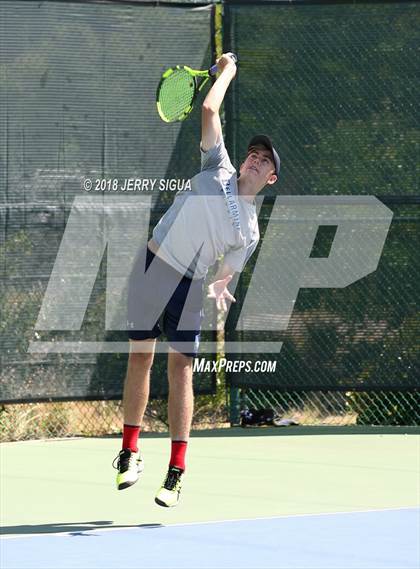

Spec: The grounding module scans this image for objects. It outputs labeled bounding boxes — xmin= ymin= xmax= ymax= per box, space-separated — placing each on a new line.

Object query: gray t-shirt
xmin=153 ymin=140 xmax=260 ymax=279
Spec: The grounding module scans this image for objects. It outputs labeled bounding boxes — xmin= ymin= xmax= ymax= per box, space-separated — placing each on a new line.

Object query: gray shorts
xmin=127 ymin=247 xmax=204 ymax=357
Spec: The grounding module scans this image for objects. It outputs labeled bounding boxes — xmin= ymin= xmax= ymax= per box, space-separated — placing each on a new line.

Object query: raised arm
xmin=201 ymin=53 xmax=237 ymax=153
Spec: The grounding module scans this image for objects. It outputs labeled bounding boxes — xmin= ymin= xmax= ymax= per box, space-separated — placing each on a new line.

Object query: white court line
xmin=1 ymin=506 xmax=418 ymax=540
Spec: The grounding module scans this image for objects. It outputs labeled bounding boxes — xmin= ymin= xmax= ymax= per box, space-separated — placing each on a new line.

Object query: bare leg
xmin=167 ymin=348 xmax=194 ymax=441
xmin=122 ymin=339 xmax=156 ymax=426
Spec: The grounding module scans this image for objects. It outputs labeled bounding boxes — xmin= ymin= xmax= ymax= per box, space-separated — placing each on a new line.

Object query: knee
xmin=169 ymin=351 xmax=193 ymax=381
xmin=128 ymin=349 xmax=154 ymax=371
xmin=172 ymin=351 xmax=193 ymax=368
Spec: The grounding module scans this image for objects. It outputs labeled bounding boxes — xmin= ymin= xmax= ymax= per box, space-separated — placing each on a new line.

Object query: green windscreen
xmin=225 ymin=1 xmax=419 ymax=393
xmin=226 ymin=202 xmax=419 ymax=392
xmin=0 ymin=1 xmax=216 ymax=403
xmin=226 ymin=2 xmax=418 ymax=197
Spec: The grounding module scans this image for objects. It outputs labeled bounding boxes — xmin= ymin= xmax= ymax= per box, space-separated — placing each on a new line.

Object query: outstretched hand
xmin=207 ymin=275 xmax=236 ymax=312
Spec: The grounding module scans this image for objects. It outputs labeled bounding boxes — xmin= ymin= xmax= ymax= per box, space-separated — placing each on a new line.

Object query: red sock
xmin=169 ymin=440 xmax=188 ymax=471
xmin=122 ymin=424 xmax=140 ymax=452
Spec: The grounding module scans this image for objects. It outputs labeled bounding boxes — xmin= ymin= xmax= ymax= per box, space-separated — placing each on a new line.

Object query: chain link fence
xmin=241 ymin=390 xmax=420 ymax=427
xmin=225 ymin=0 xmax=419 ymax=425
xmin=0 ymin=391 xmax=229 ymax=441
xmin=0 ymin=0 xmax=219 ymax=441
xmin=227 ymin=201 xmax=420 ymax=426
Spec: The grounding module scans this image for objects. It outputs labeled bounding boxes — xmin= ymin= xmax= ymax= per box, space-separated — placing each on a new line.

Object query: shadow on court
xmin=0 ymin=521 xmax=163 ymax=536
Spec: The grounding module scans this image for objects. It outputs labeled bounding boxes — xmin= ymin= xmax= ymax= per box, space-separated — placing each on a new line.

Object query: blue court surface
xmin=2 ymin=507 xmax=419 ymax=569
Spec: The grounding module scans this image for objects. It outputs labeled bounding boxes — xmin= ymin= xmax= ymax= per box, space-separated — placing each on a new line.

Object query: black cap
xmin=247 ymin=135 xmax=281 ymax=177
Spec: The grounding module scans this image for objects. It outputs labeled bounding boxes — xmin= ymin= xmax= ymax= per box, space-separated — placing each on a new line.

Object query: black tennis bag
xmin=240 ymin=408 xmax=276 ymax=427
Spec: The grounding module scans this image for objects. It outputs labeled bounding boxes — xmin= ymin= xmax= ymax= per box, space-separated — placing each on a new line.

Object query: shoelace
xmin=112 ymin=450 xmax=137 ymax=471
xmin=164 ymin=468 xmax=182 ymax=490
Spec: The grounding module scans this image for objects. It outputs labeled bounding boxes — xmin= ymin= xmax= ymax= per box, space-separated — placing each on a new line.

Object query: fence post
xmin=229 ymin=386 xmax=241 ymax=425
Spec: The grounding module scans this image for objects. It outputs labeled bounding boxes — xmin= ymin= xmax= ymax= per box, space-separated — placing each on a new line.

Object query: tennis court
xmin=1 ymin=430 xmax=419 ymax=568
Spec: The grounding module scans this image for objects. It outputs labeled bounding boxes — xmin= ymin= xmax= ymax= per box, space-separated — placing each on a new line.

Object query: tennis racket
xmin=156 ymin=53 xmax=237 ymax=123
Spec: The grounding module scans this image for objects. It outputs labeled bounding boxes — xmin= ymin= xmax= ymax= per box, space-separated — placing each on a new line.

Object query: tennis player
xmin=113 ymin=53 xmax=280 ymax=507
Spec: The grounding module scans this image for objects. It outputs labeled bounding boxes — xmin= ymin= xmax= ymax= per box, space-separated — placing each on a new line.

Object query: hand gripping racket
xmin=156 ymin=53 xmax=237 ymax=123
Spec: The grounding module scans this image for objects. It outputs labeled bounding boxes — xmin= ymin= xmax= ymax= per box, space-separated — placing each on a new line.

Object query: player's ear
xmin=266 ymin=173 xmax=278 ymax=186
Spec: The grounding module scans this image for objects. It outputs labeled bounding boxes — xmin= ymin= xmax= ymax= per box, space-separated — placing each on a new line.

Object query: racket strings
xmin=158 ymin=69 xmax=196 ymax=122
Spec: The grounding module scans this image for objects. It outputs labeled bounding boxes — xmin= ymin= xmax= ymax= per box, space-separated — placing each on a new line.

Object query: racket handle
xmin=209 ymin=53 xmax=238 ymax=77
xmin=209 ymin=64 xmax=218 ymax=77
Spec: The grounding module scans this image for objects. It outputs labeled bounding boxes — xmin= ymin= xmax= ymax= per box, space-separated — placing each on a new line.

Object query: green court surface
xmin=1 ymin=429 xmax=419 ymax=535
